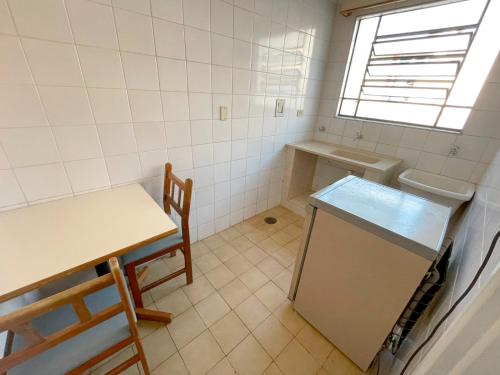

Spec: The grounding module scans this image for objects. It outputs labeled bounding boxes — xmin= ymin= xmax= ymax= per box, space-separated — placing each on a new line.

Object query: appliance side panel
xmin=293 ymin=209 xmax=431 ymax=371
xmin=289 ymin=205 xmax=316 ymax=300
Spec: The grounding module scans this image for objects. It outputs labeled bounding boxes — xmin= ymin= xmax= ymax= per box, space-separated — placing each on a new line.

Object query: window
xmin=337 ymin=0 xmax=499 ymax=131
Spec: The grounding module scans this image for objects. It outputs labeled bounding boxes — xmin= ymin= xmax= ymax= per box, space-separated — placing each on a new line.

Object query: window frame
xmin=335 ymin=0 xmax=492 ymax=133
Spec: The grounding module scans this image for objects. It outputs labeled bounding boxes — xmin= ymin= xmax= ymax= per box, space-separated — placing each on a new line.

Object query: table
xmin=0 ymin=184 xmax=178 ymax=323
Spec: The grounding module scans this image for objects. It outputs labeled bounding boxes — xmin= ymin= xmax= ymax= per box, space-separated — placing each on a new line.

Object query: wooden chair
xmin=0 ymin=258 xmax=149 ymax=375
xmin=122 ymin=163 xmax=193 ymax=308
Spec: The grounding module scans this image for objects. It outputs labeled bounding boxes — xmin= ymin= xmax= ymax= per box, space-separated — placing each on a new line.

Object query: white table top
xmin=0 ymin=184 xmax=178 ymax=302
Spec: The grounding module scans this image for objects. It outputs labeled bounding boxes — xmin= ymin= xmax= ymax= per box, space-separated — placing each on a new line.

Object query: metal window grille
xmin=337 ymin=0 xmax=491 ymax=130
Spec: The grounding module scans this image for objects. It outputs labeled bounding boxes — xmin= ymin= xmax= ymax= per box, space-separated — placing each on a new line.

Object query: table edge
xmin=0 ymin=227 xmax=178 ymax=303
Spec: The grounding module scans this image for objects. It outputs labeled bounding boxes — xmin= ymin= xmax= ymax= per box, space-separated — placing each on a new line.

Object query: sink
xmin=398 ymin=169 xmax=475 ymax=214
xmin=330 ymin=149 xmax=381 ymax=164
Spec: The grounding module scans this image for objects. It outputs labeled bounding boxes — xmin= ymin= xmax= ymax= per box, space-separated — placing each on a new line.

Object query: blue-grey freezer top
xmin=308 ymin=176 xmax=452 ymax=261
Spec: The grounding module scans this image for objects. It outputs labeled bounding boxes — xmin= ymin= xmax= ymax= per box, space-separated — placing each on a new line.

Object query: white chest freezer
xmin=289 ymin=176 xmax=451 ymax=371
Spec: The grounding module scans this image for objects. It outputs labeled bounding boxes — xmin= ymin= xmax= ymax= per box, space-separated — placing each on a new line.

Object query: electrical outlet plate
xmin=297 ymin=109 xmax=304 ymax=117
xmin=275 ymin=99 xmax=285 ymax=117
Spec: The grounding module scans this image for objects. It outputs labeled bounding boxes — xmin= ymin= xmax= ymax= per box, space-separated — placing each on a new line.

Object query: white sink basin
xmin=398 ymin=169 xmax=475 ymax=214
xmin=330 ymin=149 xmax=381 ymax=164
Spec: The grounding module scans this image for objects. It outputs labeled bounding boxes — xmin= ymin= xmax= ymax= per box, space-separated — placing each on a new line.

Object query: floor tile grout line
xmin=94 ymin=207 xmax=307 ymax=374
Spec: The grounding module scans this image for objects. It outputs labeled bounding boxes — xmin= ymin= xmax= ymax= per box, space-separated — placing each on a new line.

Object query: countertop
xmin=287 ymin=141 xmax=401 ymax=172
xmin=309 ymin=176 xmax=451 ymax=261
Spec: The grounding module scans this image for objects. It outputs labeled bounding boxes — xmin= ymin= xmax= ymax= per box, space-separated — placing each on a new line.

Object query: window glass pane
xmin=339 ymin=99 xmax=357 ymax=116
xmin=437 ymin=107 xmax=471 ymax=129
xmin=359 ymin=94 xmax=444 ymax=105
xmin=361 ymin=86 xmax=448 ymax=106
xmin=447 ymin=0 xmax=500 ymax=106
xmin=374 ymin=34 xmax=471 ymax=56
xmin=356 ymin=101 xmax=440 ymax=125
xmin=368 ymin=62 xmax=458 ymax=77
xmin=365 ymin=80 xmax=453 ymax=89
xmin=343 ymin=17 xmax=379 ymax=98
xmin=378 ymin=0 xmax=487 ymax=36
xmin=362 ymin=87 xmax=447 ymax=99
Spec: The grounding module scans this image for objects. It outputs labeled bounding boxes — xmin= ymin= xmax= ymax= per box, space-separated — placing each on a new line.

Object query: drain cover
xmin=264 ymin=217 xmax=277 ymax=224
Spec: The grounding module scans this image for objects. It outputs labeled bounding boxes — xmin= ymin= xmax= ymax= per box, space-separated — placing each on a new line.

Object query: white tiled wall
xmin=314 ymin=2 xmax=500 ymax=185
xmin=0 ymin=0 xmax=335 ymax=241
xmin=311 ymin=157 xmax=361 ymax=191
xmin=391 ymin=147 xmax=500 ymax=374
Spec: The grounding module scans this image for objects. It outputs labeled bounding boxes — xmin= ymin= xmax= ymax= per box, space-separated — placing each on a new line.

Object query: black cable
xmin=370 ymin=350 xmax=382 ymax=375
xmin=400 ymin=230 xmax=500 ymax=374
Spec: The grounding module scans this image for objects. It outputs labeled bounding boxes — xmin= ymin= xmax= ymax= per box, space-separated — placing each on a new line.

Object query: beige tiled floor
xmin=91 ymin=206 xmax=369 ymax=375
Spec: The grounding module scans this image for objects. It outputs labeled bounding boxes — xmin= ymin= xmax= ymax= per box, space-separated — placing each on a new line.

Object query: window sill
xmin=335 ymin=115 xmax=463 ymax=135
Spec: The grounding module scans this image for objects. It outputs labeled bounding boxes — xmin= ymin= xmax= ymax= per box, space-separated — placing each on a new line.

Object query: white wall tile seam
xmin=5 ymin=1 xmax=73 ymax=202
xmin=0 ymin=0 xmax=336 ymax=241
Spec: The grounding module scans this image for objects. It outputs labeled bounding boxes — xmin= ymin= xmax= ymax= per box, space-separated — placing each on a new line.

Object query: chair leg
xmin=135 ymin=338 xmax=150 ymax=375
xmin=137 ymin=266 xmax=149 ymax=286
xmin=125 ymin=264 xmax=144 ymax=309
xmin=183 ymin=243 xmax=193 ymax=284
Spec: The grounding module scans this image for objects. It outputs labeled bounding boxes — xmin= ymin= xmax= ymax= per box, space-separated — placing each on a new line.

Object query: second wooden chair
xmin=122 ymin=163 xmax=193 ymax=308
xmin=0 ymin=257 xmax=149 ymax=375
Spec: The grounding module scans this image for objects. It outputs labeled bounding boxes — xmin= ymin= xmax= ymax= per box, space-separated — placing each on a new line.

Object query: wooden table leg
xmin=135 ymin=308 xmax=172 ymax=324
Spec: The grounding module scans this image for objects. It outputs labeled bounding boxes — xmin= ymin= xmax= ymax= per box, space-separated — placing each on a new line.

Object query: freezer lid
xmin=308 ymin=176 xmax=451 ymax=260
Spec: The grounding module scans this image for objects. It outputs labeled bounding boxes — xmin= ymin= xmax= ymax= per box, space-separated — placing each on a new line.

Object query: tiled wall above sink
xmin=391 ymin=141 xmax=500 ymax=374
xmin=315 ymin=1 xmax=500 ymax=185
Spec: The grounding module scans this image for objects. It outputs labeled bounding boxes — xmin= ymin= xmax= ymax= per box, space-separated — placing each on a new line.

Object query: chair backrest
xmin=0 ymin=258 xmax=145 ymax=374
xmin=163 ymin=163 xmax=193 ymax=238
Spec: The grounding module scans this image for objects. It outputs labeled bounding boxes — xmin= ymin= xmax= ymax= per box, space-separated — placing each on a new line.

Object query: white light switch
xmin=219 ymin=106 xmax=228 ymax=121
xmin=275 ymin=99 xmax=285 ymax=117
xmin=297 ymin=109 xmax=304 ymax=117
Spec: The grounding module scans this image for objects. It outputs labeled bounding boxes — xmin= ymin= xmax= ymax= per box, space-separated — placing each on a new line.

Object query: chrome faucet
xmin=355 ymin=130 xmax=363 ymax=140
xmin=448 ymin=144 xmax=460 ymax=157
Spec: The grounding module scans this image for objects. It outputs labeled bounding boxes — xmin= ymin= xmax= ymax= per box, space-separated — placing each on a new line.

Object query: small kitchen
xmin=1 ymin=0 xmax=499 ymax=374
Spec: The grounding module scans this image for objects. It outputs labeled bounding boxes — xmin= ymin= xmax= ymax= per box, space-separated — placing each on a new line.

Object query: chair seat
xmin=9 ymin=285 xmax=131 ymax=375
xmin=122 ymin=230 xmax=183 ymax=266
xmin=0 ymin=269 xmax=98 ymax=317
xmin=36 ymin=268 xmax=98 ymax=298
